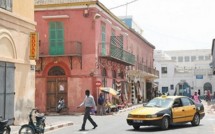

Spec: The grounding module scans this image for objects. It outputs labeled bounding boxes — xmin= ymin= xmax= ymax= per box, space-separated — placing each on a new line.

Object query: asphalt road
xmin=47 ymin=111 xmax=215 ymax=134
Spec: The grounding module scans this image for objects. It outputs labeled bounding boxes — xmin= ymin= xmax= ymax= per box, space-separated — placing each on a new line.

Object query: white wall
xmin=154 ymin=49 xmax=214 ymax=96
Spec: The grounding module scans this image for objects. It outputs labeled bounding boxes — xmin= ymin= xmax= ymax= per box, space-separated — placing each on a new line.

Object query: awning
xmin=100 ymin=87 xmax=119 ymax=96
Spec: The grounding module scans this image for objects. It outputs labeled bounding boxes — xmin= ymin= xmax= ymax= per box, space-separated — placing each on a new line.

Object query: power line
xmin=109 ymin=0 xmax=138 ymax=10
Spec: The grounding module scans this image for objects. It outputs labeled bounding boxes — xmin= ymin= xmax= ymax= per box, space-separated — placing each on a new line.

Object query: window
xmin=101 ymin=23 xmax=106 ymax=56
xmin=161 ymin=67 xmax=167 ymax=74
xmin=119 ymin=71 xmax=124 ymax=79
xmin=178 ymin=56 xmax=183 ymax=62
xmin=111 ymin=29 xmax=116 ymax=46
xmin=48 ymin=66 xmax=65 ymax=76
xmin=101 ymin=24 xmax=106 ymax=43
xmin=119 ymin=34 xmax=123 ymax=47
xmin=205 ymin=55 xmax=210 ymax=60
xmin=191 ymin=56 xmax=196 ymax=62
xmin=184 ymin=56 xmax=190 ymax=62
xmin=161 ymin=87 xmax=168 ymax=93
xmin=198 ymin=56 xmax=204 ymax=61
xmin=49 ymin=22 xmax=64 ymax=55
xmin=0 ymin=0 xmax=12 ymax=11
xmin=111 ymin=29 xmax=115 ymax=36
xmin=170 ymin=84 xmax=174 ymax=90
xmin=171 ymin=56 xmax=176 ymax=61
xmin=173 ymin=99 xmax=182 ymax=107
xmin=112 ymin=70 xmax=116 ymax=78
xmin=181 ymin=97 xmax=194 ymax=106
xmin=102 ymin=68 xmax=107 ymax=77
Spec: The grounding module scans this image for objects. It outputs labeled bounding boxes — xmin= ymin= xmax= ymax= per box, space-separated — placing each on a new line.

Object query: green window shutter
xmin=101 ymin=24 xmax=106 ymax=56
xmin=49 ymin=22 xmax=64 ymax=55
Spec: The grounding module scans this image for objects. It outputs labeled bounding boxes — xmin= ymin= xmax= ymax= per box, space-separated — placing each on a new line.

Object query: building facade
xmin=154 ymin=49 xmax=214 ymax=97
xmin=211 ymin=39 xmax=215 ymax=74
xmin=34 ymin=0 xmax=158 ymax=114
xmin=0 ymin=0 xmax=36 ymax=124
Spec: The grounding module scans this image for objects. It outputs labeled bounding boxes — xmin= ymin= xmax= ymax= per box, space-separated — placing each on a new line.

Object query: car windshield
xmin=145 ymin=97 xmax=173 ymax=108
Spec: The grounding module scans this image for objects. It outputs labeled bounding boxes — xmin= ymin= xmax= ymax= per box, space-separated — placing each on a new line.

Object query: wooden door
xmin=47 ymin=77 xmax=67 ymax=112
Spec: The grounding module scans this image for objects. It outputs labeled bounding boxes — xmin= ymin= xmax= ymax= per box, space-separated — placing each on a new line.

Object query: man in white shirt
xmin=77 ymin=89 xmax=98 ymax=131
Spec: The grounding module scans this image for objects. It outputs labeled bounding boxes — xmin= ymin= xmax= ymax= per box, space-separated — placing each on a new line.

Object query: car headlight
xmin=146 ymin=114 xmax=158 ymax=118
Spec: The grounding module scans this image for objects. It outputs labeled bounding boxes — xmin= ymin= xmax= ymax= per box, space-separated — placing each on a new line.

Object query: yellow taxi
xmin=127 ymin=95 xmax=205 ymax=130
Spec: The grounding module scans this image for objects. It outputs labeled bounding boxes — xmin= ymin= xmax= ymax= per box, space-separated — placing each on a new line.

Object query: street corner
xmin=45 ymin=121 xmax=74 ymax=132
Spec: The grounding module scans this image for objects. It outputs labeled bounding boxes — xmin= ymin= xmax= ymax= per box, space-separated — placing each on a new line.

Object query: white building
xmin=211 ymin=39 xmax=215 ymax=73
xmin=154 ymin=49 xmax=214 ymax=97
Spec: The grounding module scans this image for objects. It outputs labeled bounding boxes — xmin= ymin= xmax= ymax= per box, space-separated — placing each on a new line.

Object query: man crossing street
xmin=77 ymin=89 xmax=98 ymax=131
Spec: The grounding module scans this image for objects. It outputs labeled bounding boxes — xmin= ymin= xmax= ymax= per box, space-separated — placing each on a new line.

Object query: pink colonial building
xmin=34 ymin=0 xmax=158 ymax=114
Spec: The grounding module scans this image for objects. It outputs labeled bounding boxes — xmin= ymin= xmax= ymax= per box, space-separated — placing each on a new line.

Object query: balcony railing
xmin=137 ymin=63 xmax=159 ymax=76
xmin=35 ymin=0 xmax=97 ymax=5
xmin=39 ymin=41 xmax=82 ymax=57
xmin=98 ymin=42 xmax=135 ymax=65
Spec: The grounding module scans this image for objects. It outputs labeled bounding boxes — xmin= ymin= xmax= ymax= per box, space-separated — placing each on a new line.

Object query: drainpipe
xmin=3 ymin=63 xmax=6 ymax=119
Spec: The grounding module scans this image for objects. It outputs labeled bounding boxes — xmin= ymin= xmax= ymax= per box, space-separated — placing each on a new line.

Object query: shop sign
xmin=30 ymin=32 xmax=39 ymax=60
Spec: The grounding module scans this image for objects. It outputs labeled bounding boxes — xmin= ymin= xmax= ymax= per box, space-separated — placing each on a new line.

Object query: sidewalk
xmin=11 ymin=115 xmax=74 ymax=134
xmin=10 ymin=104 xmax=143 ymax=134
xmin=201 ymin=100 xmax=215 ymax=114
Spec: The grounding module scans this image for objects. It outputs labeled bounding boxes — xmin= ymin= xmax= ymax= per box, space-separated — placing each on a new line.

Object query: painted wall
xmin=13 ymin=0 xmax=34 ymax=20
xmin=35 ymin=3 xmax=156 ymax=112
xmin=0 ymin=0 xmax=36 ymax=125
xmin=128 ymin=31 xmax=154 ymax=68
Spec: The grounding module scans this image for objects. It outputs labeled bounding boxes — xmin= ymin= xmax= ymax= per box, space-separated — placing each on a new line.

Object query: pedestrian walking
xmin=97 ymin=92 xmax=105 ymax=115
xmin=77 ymin=89 xmax=98 ymax=131
xmin=193 ymin=92 xmax=200 ymax=103
xmin=213 ymin=91 xmax=215 ymax=101
xmin=198 ymin=89 xmax=201 ymax=96
xmin=206 ymin=90 xmax=211 ymax=104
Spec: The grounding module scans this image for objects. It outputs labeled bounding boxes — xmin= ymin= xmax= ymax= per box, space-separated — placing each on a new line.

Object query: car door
xmin=172 ymin=98 xmax=187 ymax=123
xmin=181 ymin=97 xmax=196 ymax=121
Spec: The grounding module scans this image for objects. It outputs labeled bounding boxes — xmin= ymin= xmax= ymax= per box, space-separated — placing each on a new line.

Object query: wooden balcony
xmin=98 ymin=42 xmax=135 ymax=66
xmin=39 ymin=41 xmax=82 ymax=57
xmin=98 ymin=36 xmax=135 ymax=65
xmin=137 ymin=63 xmax=159 ymax=77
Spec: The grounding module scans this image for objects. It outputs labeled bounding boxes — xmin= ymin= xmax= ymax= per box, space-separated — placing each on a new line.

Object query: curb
xmin=11 ymin=121 xmax=73 ymax=134
xmin=45 ymin=121 xmax=74 ymax=132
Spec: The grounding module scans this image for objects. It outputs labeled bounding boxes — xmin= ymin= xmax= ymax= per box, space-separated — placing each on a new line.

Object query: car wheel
xmin=133 ymin=125 xmax=140 ymax=130
xmin=191 ymin=114 xmax=200 ymax=126
xmin=160 ymin=116 xmax=169 ymax=130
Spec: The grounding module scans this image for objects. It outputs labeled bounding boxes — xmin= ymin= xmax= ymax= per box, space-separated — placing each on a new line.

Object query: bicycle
xmin=19 ymin=108 xmax=46 ymax=134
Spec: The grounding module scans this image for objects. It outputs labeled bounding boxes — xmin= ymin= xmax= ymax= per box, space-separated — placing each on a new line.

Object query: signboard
xmin=95 ymin=81 xmax=101 ymax=87
xmin=196 ymin=75 xmax=203 ymax=79
xmin=30 ymin=32 xmax=39 ymax=60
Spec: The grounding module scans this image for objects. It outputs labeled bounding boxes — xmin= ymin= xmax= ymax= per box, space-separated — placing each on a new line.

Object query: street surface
xmin=47 ymin=111 xmax=215 ymax=134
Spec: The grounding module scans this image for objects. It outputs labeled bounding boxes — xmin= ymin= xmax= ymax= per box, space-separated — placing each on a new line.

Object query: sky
xmin=99 ymin=0 xmax=215 ymax=51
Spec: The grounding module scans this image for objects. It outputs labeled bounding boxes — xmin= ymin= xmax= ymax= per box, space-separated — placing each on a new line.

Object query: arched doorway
xmin=46 ymin=66 xmax=67 ymax=112
xmin=203 ymin=82 xmax=212 ymax=94
xmin=175 ymin=81 xmax=191 ymax=97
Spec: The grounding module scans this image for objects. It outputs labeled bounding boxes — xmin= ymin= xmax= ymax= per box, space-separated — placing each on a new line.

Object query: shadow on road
xmin=126 ymin=123 xmax=204 ymax=132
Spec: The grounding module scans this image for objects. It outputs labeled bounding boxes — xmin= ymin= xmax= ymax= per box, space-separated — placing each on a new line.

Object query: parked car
xmin=127 ymin=95 xmax=205 ymax=130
